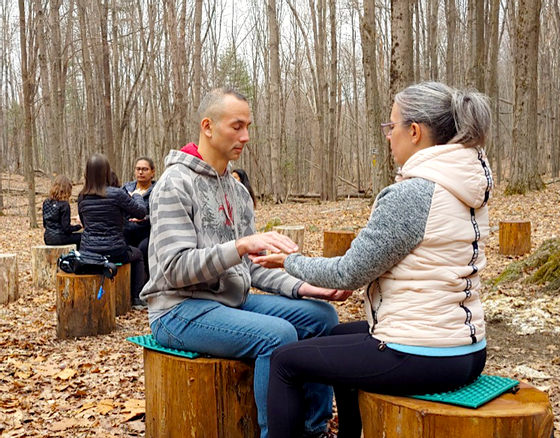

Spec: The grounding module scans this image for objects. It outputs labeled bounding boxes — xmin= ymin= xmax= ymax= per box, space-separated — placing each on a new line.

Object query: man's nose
xmin=240 ymin=128 xmax=250 ymax=143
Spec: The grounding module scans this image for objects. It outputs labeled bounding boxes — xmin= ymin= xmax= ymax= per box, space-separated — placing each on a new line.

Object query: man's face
xmin=209 ymin=95 xmax=251 ymax=163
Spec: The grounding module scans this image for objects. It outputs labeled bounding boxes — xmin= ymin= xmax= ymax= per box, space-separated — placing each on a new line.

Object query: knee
xmin=314 ymin=301 xmax=339 ymax=335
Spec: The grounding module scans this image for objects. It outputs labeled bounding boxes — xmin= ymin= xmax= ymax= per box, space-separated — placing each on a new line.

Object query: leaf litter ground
xmin=0 ymin=174 xmax=559 ymax=436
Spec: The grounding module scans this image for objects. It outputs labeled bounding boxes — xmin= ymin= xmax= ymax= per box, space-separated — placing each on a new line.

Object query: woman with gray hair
xmin=253 ymin=82 xmax=493 ymax=438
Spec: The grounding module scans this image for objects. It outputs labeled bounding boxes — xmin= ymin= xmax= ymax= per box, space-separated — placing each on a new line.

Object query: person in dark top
xmin=42 ymin=175 xmax=82 ymax=248
xmin=232 ymin=168 xmax=257 ymax=207
xmin=78 ymin=153 xmax=147 ymax=307
xmin=122 ymin=157 xmax=155 ymax=278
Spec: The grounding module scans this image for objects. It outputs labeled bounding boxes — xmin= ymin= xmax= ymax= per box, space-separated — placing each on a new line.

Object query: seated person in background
xmin=78 ymin=154 xmax=147 ymax=308
xmin=232 ymin=168 xmax=257 ymax=207
xmin=109 ymin=169 xmax=120 ymax=188
xmin=123 ymin=157 xmax=155 ymax=277
xmin=252 ymin=81 xmax=493 ymax=438
xmin=43 ymin=175 xmax=82 ymax=249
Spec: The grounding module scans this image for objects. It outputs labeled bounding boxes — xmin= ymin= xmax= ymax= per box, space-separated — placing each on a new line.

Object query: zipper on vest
xmin=377 ymin=341 xmax=387 ymax=351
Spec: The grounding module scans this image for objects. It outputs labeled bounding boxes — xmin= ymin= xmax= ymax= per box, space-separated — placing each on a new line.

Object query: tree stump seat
xmin=273 ymin=225 xmax=305 ymax=252
xmin=0 ymin=253 xmax=19 ymax=304
xmin=31 ymin=244 xmax=77 ymax=289
xmin=56 ymin=272 xmax=116 ymax=339
xmin=128 ymin=335 xmax=259 ymax=438
xmin=359 ymin=381 xmax=554 ymax=438
xmin=113 ymin=263 xmax=131 ymax=316
xmin=499 ymin=220 xmax=531 ymax=255
xmin=323 ymin=230 xmax=355 ymax=257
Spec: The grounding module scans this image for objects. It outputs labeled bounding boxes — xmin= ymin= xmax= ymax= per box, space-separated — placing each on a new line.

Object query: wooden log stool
xmin=323 ymin=230 xmax=355 ymax=257
xmin=273 ymin=225 xmax=305 ymax=252
xmin=31 ymin=244 xmax=77 ymax=288
xmin=113 ymin=263 xmax=131 ymax=316
xmin=56 ymin=272 xmax=116 ymax=339
xmin=359 ymin=381 xmax=554 ymax=438
xmin=499 ymin=220 xmax=531 ymax=255
xmin=0 ymin=253 xmax=19 ymax=304
xmin=130 ymin=335 xmax=258 ymax=438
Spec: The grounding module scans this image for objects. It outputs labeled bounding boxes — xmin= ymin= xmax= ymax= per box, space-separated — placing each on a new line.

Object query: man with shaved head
xmin=140 ymin=88 xmax=352 ymax=438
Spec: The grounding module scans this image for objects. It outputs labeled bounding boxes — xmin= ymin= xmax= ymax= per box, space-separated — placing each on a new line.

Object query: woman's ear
xmin=410 ymin=122 xmax=422 ymax=145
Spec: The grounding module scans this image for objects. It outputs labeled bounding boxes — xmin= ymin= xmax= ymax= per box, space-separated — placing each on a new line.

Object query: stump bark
xmin=56 ymin=272 xmax=116 ymax=339
xmin=273 ymin=225 xmax=305 ymax=252
xmin=31 ymin=244 xmax=77 ymax=288
xmin=144 ymin=349 xmax=259 ymax=438
xmin=0 ymin=254 xmax=19 ymax=304
xmin=359 ymin=382 xmax=553 ymax=438
xmin=323 ymin=230 xmax=355 ymax=257
xmin=114 ymin=263 xmax=131 ymax=316
xmin=499 ymin=220 xmax=531 ymax=255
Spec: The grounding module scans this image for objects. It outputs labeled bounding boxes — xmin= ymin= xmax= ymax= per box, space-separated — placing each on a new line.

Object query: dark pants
xmin=44 ymin=233 xmax=81 ymax=250
xmin=267 ymin=321 xmax=486 ymax=438
xmin=125 ymin=246 xmax=144 ymax=300
xmin=137 ymin=237 xmax=149 ymax=276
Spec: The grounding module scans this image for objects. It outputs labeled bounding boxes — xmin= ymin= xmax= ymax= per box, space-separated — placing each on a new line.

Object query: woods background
xmin=0 ymin=0 xmax=559 ymax=225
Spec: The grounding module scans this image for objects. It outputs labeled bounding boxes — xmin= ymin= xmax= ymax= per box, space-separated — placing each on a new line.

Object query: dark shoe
xmin=132 ymin=298 xmax=147 ymax=309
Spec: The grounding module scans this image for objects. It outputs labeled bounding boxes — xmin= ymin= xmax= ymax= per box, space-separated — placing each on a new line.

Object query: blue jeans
xmin=150 ymin=294 xmax=339 ymax=438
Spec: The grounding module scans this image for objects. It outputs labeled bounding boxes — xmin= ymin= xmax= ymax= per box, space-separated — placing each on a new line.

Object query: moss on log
xmin=493 ymin=238 xmax=560 ymax=292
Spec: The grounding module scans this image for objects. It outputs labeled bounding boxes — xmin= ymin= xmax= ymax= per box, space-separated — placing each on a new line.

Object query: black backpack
xmin=58 ymin=250 xmax=118 ymax=299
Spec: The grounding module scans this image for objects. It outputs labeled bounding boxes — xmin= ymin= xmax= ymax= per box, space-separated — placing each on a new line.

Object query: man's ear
xmin=410 ymin=122 xmax=422 ymax=145
xmin=201 ymin=117 xmax=213 ymax=138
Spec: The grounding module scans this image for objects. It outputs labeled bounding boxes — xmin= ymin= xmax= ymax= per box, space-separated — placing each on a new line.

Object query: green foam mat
xmin=127 ymin=334 xmax=200 ymax=359
xmin=411 ymin=374 xmax=519 ymax=408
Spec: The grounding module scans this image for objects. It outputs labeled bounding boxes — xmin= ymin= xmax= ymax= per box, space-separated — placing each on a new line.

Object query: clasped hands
xmin=236 ymin=232 xmax=353 ymax=302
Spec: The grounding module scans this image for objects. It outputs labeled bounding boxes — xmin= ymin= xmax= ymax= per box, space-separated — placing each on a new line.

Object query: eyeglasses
xmin=135 ymin=167 xmax=151 ymax=172
xmin=380 ymin=121 xmax=402 ymax=137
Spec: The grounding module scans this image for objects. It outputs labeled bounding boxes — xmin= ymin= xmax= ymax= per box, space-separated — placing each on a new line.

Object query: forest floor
xmin=0 ymin=173 xmax=559 ymax=437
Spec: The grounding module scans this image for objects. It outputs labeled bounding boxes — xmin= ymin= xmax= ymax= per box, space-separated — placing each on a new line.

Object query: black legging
xmin=267 ymin=321 xmax=486 ymax=438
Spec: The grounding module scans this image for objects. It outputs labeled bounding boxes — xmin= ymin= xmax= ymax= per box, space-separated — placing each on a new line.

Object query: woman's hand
xmin=71 ymin=215 xmax=82 ymax=226
xmin=248 ymin=252 xmax=288 ymax=268
xmin=297 ymin=282 xmax=354 ymax=302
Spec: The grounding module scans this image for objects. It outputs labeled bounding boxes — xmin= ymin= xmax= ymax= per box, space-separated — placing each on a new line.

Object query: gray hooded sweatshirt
xmin=140 ymin=149 xmax=302 ymax=324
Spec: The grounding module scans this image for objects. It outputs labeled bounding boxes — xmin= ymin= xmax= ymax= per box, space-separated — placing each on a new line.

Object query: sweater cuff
xmin=221 ymin=240 xmax=243 ymax=267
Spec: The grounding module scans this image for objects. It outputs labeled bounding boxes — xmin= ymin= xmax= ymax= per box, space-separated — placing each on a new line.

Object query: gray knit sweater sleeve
xmin=284 ymin=178 xmax=435 ymax=290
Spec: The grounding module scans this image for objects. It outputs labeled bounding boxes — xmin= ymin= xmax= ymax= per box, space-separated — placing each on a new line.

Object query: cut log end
xmin=323 ymin=230 xmax=355 ymax=257
xmin=499 ymin=220 xmax=531 ymax=255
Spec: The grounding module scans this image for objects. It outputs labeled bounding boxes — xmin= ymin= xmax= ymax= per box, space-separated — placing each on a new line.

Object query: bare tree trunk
xmin=326 ymin=0 xmax=338 ymax=201
xmin=18 ymin=0 xmax=37 ymax=227
xmin=360 ymin=0 xmax=385 ymax=196
xmin=487 ymin=0 xmax=501 ymax=182
xmin=99 ymin=0 xmax=116 ymax=173
xmin=445 ymin=0 xmax=456 ymax=84
xmin=428 ymin=0 xmax=439 ymax=80
xmin=193 ymin=0 xmax=203 ymax=132
xmin=388 ymin=0 xmax=413 ymax=182
xmin=506 ymin=0 xmax=544 ymax=194
xmin=267 ymin=0 xmax=285 ymax=202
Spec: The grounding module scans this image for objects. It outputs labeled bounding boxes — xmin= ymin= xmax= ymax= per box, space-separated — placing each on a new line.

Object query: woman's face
xmin=135 ymin=160 xmax=154 ymax=184
xmin=232 ymin=172 xmax=241 ymax=182
xmin=386 ymin=103 xmax=416 ymax=167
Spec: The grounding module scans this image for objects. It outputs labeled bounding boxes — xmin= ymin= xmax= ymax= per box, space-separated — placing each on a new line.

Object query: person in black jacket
xmin=78 ymin=154 xmax=147 ymax=307
xmin=43 ymin=175 xmax=82 ymax=248
xmin=122 ymin=157 xmax=155 ymax=277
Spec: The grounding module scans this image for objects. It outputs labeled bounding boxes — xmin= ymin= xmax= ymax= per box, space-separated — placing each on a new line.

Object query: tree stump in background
xmin=56 ymin=272 xmax=116 ymax=339
xmin=273 ymin=225 xmax=305 ymax=252
xmin=0 ymin=254 xmax=19 ymax=304
xmin=359 ymin=382 xmax=553 ymax=438
xmin=144 ymin=349 xmax=259 ymax=438
xmin=499 ymin=220 xmax=531 ymax=255
xmin=323 ymin=230 xmax=355 ymax=257
xmin=114 ymin=263 xmax=131 ymax=316
xmin=31 ymin=244 xmax=77 ymax=288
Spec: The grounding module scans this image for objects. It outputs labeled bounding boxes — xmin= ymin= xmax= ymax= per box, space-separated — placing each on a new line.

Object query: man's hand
xmin=236 ymin=232 xmax=298 ymax=258
xmin=297 ymin=282 xmax=353 ymax=302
